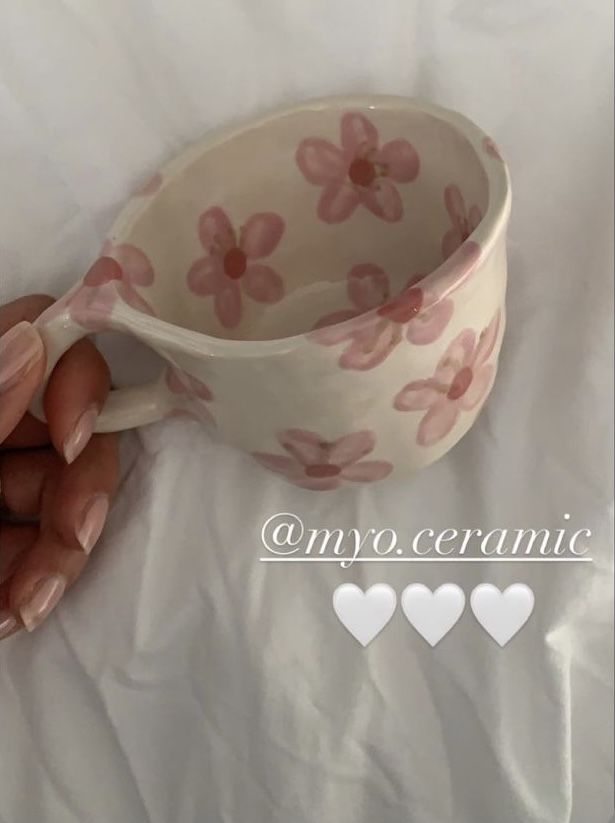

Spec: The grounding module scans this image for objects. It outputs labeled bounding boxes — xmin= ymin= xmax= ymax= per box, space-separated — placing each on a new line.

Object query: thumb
xmin=0 ymin=321 xmax=46 ymax=443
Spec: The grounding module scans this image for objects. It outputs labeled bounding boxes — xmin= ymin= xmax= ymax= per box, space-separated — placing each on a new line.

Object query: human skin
xmin=0 ymin=258 xmax=119 ymax=637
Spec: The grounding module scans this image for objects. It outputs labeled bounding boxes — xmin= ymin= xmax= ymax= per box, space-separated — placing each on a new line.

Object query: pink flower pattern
xmin=252 ymin=429 xmax=392 ymax=490
xmin=187 ymin=207 xmax=285 ymax=329
xmin=165 ymin=366 xmax=215 ymax=425
xmin=36 ymin=120 xmax=502 ymax=470
xmin=310 ymin=264 xmax=454 ymax=370
xmin=37 ymin=250 xmax=156 ymax=333
xmin=393 ymin=310 xmax=501 ymax=447
xmin=296 ymin=112 xmax=420 ymax=223
xmin=441 ymin=184 xmax=483 ymax=260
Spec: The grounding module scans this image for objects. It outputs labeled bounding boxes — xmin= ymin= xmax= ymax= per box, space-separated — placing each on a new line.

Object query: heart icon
xmin=332 ymin=583 xmax=396 ymax=647
xmin=401 ymin=583 xmax=466 ymax=647
xmin=470 ymin=583 xmax=535 ymax=647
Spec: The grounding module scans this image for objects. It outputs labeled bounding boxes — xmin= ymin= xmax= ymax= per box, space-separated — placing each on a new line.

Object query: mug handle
xmin=30 ymin=298 xmax=171 ymax=433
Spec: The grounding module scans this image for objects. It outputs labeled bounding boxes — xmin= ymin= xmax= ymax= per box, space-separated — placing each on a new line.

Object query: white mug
xmin=33 ymin=95 xmax=511 ymax=490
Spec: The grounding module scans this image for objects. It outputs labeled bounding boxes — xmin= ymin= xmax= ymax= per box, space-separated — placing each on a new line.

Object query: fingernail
xmin=63 ymin=405 xmax=99 ymax=464
xmin=20 ymin=574 xmax=67 ymax=632
xmin=76 ymin=494 xmax=109 ymax=554
xmin=0 ymin=321 xmax=44 ymax=393
xmin=0 ymin=611 xmax=18 ymax=640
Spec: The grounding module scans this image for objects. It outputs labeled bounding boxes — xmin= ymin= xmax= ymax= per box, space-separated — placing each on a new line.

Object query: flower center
xmin=447 ymin=366 xmax=473 ymax=400
xmin=378 ymin=287 xmax=424 ymax=323
xmin=305 ymin=464 xmax=342 ymax=478
xmin=223 ymin=247 xmax=247 ymax=279
xmin=348 ymin=157 xmax=377 ymax=187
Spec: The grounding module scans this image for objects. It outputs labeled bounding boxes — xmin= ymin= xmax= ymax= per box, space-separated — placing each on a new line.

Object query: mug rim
xmin=107 ymin=93 xmax=512 ymax=358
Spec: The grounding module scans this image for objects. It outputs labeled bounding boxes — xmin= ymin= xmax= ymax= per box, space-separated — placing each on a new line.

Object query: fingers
xmin=0 ymin=289 xmax=120 ymax=637
xmin=0 ymin=295 xmax=56 ymax=335
xmin=0 ymin=296 xmax=55 ymax=446
xmin=44 ymin=337 xmax=111 ymax=463
xmin=3 ymin=540 xmax=83 ymax=635
xmin=1 ymin=414 xmax=49 ymax=450
xmin=41 ymin=258 xmax=116 ymax=463
xmin=0 ymin=449 xmax=59 ymax=516
xmin=0 ymin=432 xmax=119 ymax=633
xmin=42 ymin=432 xmax=119 ymax=554
xmin=0 ymin=322 xmax=46 ymax=442
xmin=0 ymin=292 xmax=113 ymax=464
xmin=0 ymin=523 xmax=37 ymax=582
xmin=0 ymin=524 xmax=37 ymax=639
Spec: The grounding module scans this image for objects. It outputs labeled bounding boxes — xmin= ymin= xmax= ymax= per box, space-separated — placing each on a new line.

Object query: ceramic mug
xmin=33 ymin=95 xmax=511 ymax=490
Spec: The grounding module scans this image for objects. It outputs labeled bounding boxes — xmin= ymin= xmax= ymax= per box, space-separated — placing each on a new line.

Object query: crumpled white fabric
xmin=0 ymin=2 xmax=613 ymax=822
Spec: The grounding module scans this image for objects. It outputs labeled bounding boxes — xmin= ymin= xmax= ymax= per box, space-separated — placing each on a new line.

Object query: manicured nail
xmin=75 ymin=494 xmax=109 ymax=554
xmin=0 ymin=611 xmax=18 ymax=640
xmin=63 ymin=405 xmax=99 ymax=464
xmin=20 ymin=574 xmax=67 ymax=632
xmin=0 ymin=321 xmax=44 ymax=393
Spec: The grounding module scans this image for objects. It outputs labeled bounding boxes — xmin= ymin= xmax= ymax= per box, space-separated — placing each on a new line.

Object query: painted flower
xmin=483 ymin=137 xmax=503 ymax=161
xmin=165 ymin=366 xmax=215 ymax=425
xmin=441 ymin=184 xmax=483 ymax=260
xmin=37 ymin=250 xmax=156 ymax=333
xmin=310 ymin=263 xmax=453 ymax=370
xmin=252 ymin=429 xmax=393 ymax=490
xmin=296 ymin=112 xmax=420 ymax=223
xmin=393 ymin=310 xmax=501 ymax=447
xmin=187 ymin=207 xmax=285 ymax=329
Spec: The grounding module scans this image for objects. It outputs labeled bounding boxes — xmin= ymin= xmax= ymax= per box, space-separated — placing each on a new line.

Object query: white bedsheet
xmin=0 ymin=2 xmax=613 ymax=821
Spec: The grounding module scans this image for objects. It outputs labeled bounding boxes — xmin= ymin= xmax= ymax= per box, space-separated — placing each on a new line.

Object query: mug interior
xmin=115 ymin=104 xmax=489 ymax=341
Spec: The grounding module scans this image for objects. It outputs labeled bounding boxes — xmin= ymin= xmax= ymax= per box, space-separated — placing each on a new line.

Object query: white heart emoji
xmin=332 ymin=583 xmax=396 ymax=647
xmin=470 ymin=583 xmax=535 ymax=647
xmin=401 ymin=583 xmax=466 ymax=647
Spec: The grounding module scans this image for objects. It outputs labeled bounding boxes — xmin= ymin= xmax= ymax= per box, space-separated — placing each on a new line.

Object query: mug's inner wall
xmin=117 ymin=106 xmax=489 ymax=341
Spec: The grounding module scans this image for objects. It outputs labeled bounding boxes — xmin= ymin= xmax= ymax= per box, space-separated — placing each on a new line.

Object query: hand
xmin=0 ymin=287 xmax=119 ymax=638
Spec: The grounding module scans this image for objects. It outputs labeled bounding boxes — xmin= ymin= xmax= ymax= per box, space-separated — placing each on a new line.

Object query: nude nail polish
xmin=63 ymin=405 xmax=99 ymax=464
xmin=76 ymin=494 xmax=109 ymax=554
xmin=0 ymin=611 xmax=18 ymax=640
xmin=0 ymin=321 xmax=44 ymax=393
xmin=20 ymin=574 xmax=67 ymax=632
